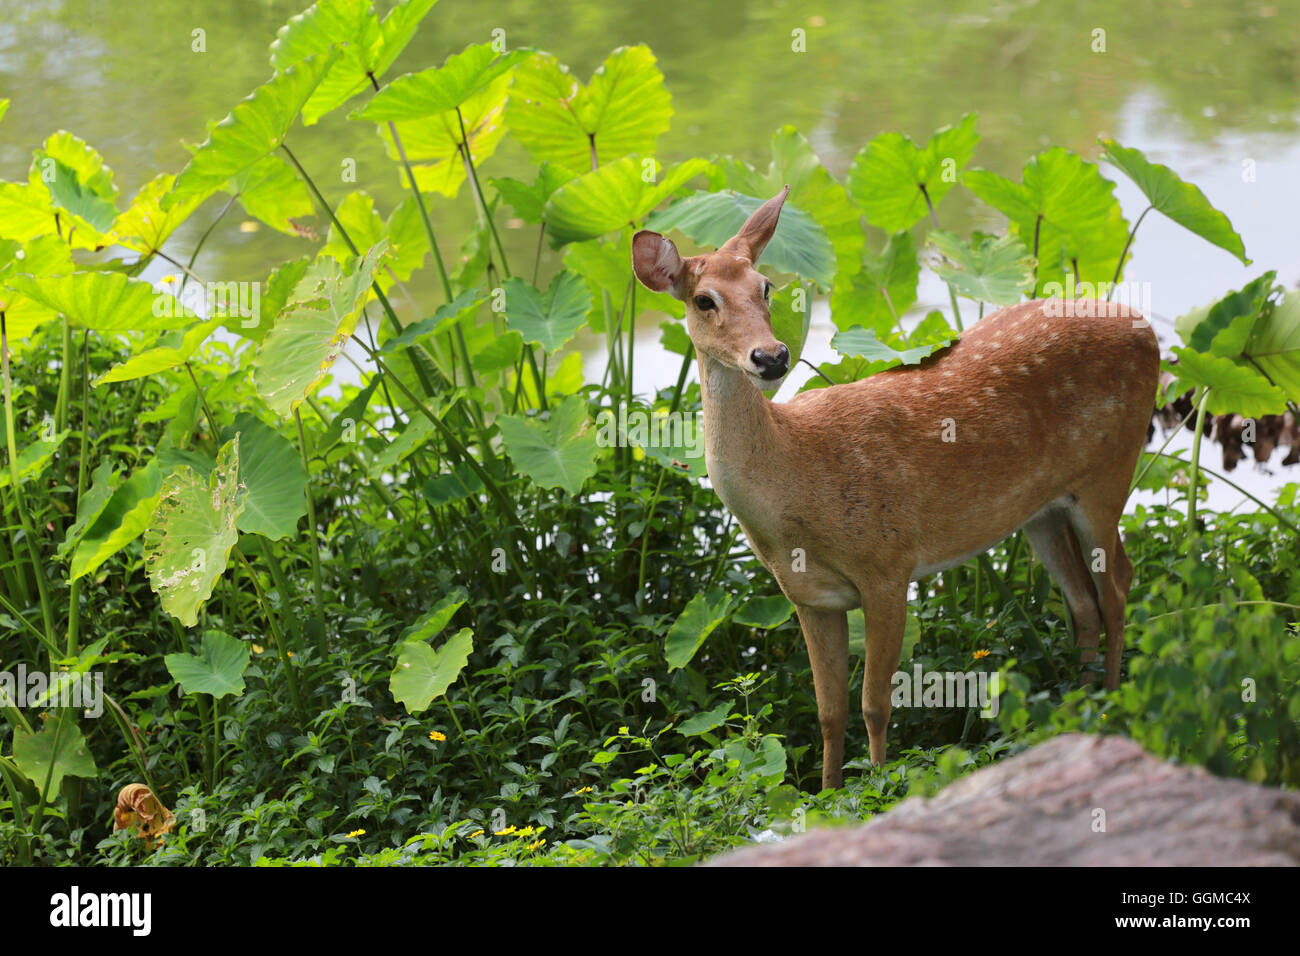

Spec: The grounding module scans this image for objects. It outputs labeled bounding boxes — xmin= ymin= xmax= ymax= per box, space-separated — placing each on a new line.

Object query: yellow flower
xmin=251 ymin=644 xmax=264 ymax=655
xmin=494 ymin=825 xmax=517 ymax=836
xmin=469 ymin=829 xmax=484 ymax=838
xmin=618 ymin=726 xmax=629 ymax=735
xmin=973 ymin=649 xmax=991 ymax=660
xmin=517 ymin=825 xmax=536 ymax=837
xmin=428 ymin=730 xmax=446 ymax=742
xmin=526 ymin=839 xmax=546 ymax=851
xmin=574 ymin=786 xmax=594 ymax=795
xmin=346 ymin=828 xmax=366 ymax=838
xmin=985 ymin=620 xmax=996 ymax=629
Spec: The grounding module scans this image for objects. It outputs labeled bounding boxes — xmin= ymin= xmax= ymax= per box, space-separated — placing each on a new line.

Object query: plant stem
xmin=1187 ymin=387 xmax=1211 ymax=528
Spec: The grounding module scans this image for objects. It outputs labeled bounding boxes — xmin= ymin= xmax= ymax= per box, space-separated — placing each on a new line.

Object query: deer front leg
xmin=794 ymin=606 xmax=848 ymax=791
xmin=860 ymin=581 xmax=908 ymax=765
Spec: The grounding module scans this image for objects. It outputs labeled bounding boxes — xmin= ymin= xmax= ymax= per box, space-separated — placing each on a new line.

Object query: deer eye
xmin=762 ymin=281 xmax=771 ymax=301
xmin=694 ymin=294 xmax=716 ymax=313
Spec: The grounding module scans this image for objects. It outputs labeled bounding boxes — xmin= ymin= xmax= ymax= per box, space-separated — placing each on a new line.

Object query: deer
xmin=632 ymin=186 xmax=1161 ymax=790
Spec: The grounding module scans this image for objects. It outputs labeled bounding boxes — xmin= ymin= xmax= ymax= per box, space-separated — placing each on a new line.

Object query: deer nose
xmin=751 ymin=344 xmax=790 ymax=380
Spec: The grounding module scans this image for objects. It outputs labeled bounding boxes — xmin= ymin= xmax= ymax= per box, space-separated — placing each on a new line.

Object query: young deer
xmin=633 ymin=187 xmax=1160 ymax=790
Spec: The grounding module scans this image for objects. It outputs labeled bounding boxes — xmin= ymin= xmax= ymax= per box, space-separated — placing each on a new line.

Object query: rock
xmin=708 ymin=733 xmax=1300 ymax=866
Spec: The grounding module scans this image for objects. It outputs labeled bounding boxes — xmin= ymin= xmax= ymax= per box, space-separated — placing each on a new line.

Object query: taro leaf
xmin=646 ymin=189 xmax=834 ymax=288
xmin=562 ymin=230 xmax=682 ymax=335
xmin=30 ymin=132 xmax=118 ymax=246
xmin=372 ymin=415 xmax=437 ymax=471
xmin=733 ymin=594 xmax=794 ymax=630
xmin=0 ymin=235 xmax=74 ymax=341
xmin=33 ymin=154 xmax=117 ymax=238
xmin=496 ymin=395 xmax=600 ymax=496
xmin=58 ymin=459 xmax=120 ymax=560
xmin=964 ymin=148 xmax=1129 ymax=295
xmin=665 ymin=588 xmax=736 ymax=671
xmin=378 ymin=287 xmax=484 ymax=356
xmin=167 ymin=54 xmax=337 ymax=208
xmin=377 ymin=73 xmax=510 ymax=198
xmin=270 ymin=0 xmax=441 ymax=126
xmin=398 ymin=589 xmax=469 ymax=643
xmin=1169 ymin=348 xmax=1287 ymax=417
xmin=1244 ymin=290 xmax=1300 ymax=404
xmin=830 ymin=325 xmax=952 ymax=373
xmin=71 ymin=460 xmax=163 ymax=580
xmin=502 ymin=271 xmax=591 ymax=353
xmin=12 ymin=721 xmax=98 ymax=794
xmin=544 ymin=157 xmax=709 ymax=245
xmin=113 ymin=174 xmax=207 ymax=255
xmin=6 ymin=271 xmax=197 ymax=333
xmin=0 ymin=429 xmax=67 ymax=490
xmin=220 ymin=412 xmax=308 ymax=541
xmin=770 ymin=281 xmax=813 ymax=371
xmin=721 ymin=125 xmax=865 ymax=277
xmin=144 ymin=437 xmax=246 ymax=628
xmin=678 ymin=700 xmax=734 ymax=737
xmin=94 ymin=318 xmax=223 ymax=386
xmin=846 ymin=113 xmax=979 ymax=233
xmin=424 ymin=462 xmax=484 ymax=505
xmin=164 ymin=629 xmax=251 ymax=698
xmin=0 ymin=180 xmax=55 ymax=243
xmin=506 ymin=46 xmax=673 ymax=175
xmin=829 ymin=231 xmax=919 ymax=333
xmin=1176 ymin=272 xmax=1278 ymax=357
xmin=491 ymin=163 xmax=573 ymax=225
xmin=927 ymin=231 xmax=1036 ymax=306
xmin=228 ymin=153 xmax=315 ymax=236
xmin=390 ymin=626 xmax=474 ymax=714
xmin=249 ymin=255 xmax=313 ymax=343
xmin=1099 ymin=138 xmax=1248 ymax=264
xmin=357 ymin=43 xmax=530 ymax=121
xmin=254 ymin=240 xmax=388 ymax=417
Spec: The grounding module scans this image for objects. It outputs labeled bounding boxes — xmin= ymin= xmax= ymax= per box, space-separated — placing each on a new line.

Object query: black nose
xmin=751 ymin=344 xmax=790 ymax=380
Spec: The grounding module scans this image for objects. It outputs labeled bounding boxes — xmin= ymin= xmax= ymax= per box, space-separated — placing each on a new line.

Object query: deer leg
xmin=858 ymin=581 xmax=908 ymax=767
xmin=1065 ymin=490 xmax=1133 ymax=690
xmin=795 ymin=606 xmax=848 ymax=791
xmin=1022 ymin=511 xmax=1103 ymax=677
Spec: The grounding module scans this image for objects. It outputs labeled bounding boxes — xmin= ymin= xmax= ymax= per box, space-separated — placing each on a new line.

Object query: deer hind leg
xmin=1064 ymin=488 xmax=1134 ymax=690
xmin=857 ymin=580 xmax=908 ymax=768
xmin=1022 ymin=509 xmax=1103 ymax=676
xmin=794 ymin=606 xmax=848 ymax=791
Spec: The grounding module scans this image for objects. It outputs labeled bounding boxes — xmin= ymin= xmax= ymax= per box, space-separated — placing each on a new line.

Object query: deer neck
xmin=697 ymin=353 xmax=785 ymax=525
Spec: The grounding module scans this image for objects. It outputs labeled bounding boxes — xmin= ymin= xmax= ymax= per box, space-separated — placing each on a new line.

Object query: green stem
xmin=294 ymin=409 xmax=325 ymax=612
xmin=1187 ymin=387 xmax=1211 ymax=528
xmin=456 ymin=106 xmax=511 ymax=278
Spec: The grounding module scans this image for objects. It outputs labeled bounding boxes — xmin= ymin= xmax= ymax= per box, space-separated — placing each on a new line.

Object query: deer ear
xmin=721 ymin=185 xmax=789 ymax=263
xmin=632 ymin=230 xmax=687 ymax=298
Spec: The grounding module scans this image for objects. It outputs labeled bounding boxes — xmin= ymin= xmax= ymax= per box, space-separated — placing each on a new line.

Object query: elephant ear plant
xmin=0 ymin=0 xmax=1296 ymax=865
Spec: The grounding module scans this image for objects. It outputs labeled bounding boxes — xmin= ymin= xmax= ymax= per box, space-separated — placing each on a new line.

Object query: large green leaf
xmin=167 ymin=54 xmax=337 ymax=208
xmin=398 ymin=590 xmax=469 ymax=642
xmin=164 ymin=630 xmax=251 ymax=699
xmin=70 ymin=460 xmax=162 ymax=580
xmin=829 ymin=231 xmax=919 ymax=332
xmin=58 ymin=459 xmax=119 ymax=560
xmin=543 ymin=157 xmax=709 ymax=245
xmin=491 ymin=163 xmax=573 ymax=225
xmin=733 ymin=594 xmax=794 ymax=630
xmin=721 ymin=126 xmax=865 ymax=277
xmin=255 ymin=240 xmax=388 ymax=417
xmin=847 ymin=113 xmax=979 ymax=233
xmin=496 ymin=395 xmax=600 ymax=496
xmin=228 ymin=153 xmax=316 ymax=236
xmin=0 ymin=429 xmax=67 ymax=490
xmin=965 ymin=148 xmax=1129 ymax=295
xmin=562 ymin=231 xmax=681 ymax=335
xmin=6 ymin=271 xmax=197 ymax=333
xmin=12 ymin=721 xmax=98 ymax=795
xmin=0 ymin=180 xmax=55 ymax=243
xmin=94 ymin=318 xmax=223 ymax=386
xmin=507 ymin=46 xmax=673 ymax=175
xmin=1175 ymin=272 xmax=1277 ymax=357
xmin=390 ymin=626 xmax=474 ymax=714
xmin=927 ymin=231 xmax=1036 ymax=306
xmin=33 ymin=153 xmax=117 ymax=238
xmin=1169 ymin=348 xmax=1287 ymax=417
xmin=1244 ymin=290 xmax=1300 ymax=404
xmin=665 ymin=588 xmax=736 ymax=671
xmin=1100 ymin=138 xmax=1248 ymax=264
xmin=357 ymin=43 xmax=530 ymax=121
xmin=502 ymin=271 xmax=591 ymax=353
xmin=830 ymin=324 xmax=952 ymax=372
xmin=646 ymin=189 xmax=834 ymax=288
xmin=270 ymin=0 xmax=440 ymax=125
xmin=769 ymin=280 xmax=813 ymax=372
xmin=144 ymin=437 xmax=247 ymax=628
xmin=113 ymin=173 xmax=207 ymax=255
xmin=220 ymin=413 xmax=308 ymax=541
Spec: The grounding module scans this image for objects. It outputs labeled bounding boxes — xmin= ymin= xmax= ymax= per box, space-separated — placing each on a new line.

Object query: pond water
xmin=2 ymin=0 xmax=1297 ymax=511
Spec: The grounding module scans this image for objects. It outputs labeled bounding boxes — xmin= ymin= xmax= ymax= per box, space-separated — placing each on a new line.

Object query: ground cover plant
xmin=1 ymin=0 xmax=1297 ymax=866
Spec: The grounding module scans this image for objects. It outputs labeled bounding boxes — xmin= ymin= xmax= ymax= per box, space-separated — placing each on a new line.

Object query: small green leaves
xmin=927 ymin=231 xmax=1036 ymax=306
xmin=144 ymin=437 xmax=246 ymax=628
xmin=390 ymin=627 xmax=474 ymax=714
xmin=164 ymin=630 xmax=251 ymax=699
xmin=502 ymin=272 xmax=591 ymax=353
xmin=357 ymin=43 xmax=530 ymax=121
xmin=168 ymin=54 xmax=337 ymax=208
xmin=255 ymin=241 xmax=388 ymax=417
xmin=1099 ymin=138 xmax=1249 ymax=264
xmin=496 ymin=396 xmax=600 ymax=496
xmin=507 ymin=46 xmax=673 ymax=175
xmin=847 ymin=113 xmax=979 ymax=233
xmin=647 ymin=189 xmax=835 ymax=287
xmin=665 ymin=588 xmax=736 ymax=671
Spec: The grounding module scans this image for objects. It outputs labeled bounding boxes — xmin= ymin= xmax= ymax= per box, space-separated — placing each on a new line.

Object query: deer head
xmin=632 ymin=186 xmax=791 ymax=390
